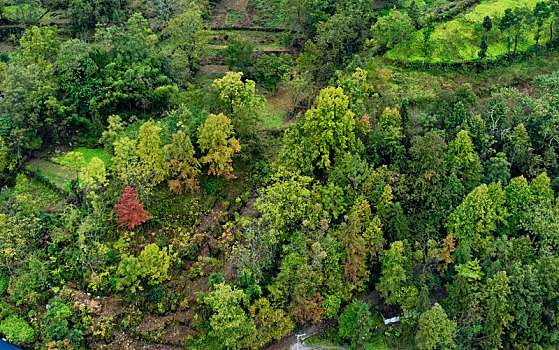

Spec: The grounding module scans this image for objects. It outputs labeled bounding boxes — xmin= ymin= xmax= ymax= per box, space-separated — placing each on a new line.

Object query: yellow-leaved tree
xmin=198 ymin=113 xmax=241 ymax=179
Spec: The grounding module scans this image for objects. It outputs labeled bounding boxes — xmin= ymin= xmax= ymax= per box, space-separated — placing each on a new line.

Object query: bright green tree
xmin=212 ymin=72 xmax=259 ymax=135
xmin=197 ymin=113 xmax=241 ymax=179
xmin=99 ymin=115 xmax=125 ymax=153
xmin=447 ymin=130 xmax=482 ymax=191
xmin=370 ymin=7 xmax=414 ymax=59
xmin=164 ymin=7 xmax=208 ymax=82
xmin=20 ymin=26 xmax=61 ymax=64
xmin=415 ymin=303 xmax=457 ymax=350
xmin=482 ymin=271 xmax=514 ymax=349
xmin=115 ymin=254 xmax=142 ymax=293
xmin=137 ymin=121 xmax=167 ymax=186
xmin=301 ymin=86 xmax=360 ymax=170
xmin=138 ymin=243 xmax=170 ymax=285
xmin=377 ymin=241 xmax=414 ymax=307
xmin=204 ymin=283 xmax=256 ymax=349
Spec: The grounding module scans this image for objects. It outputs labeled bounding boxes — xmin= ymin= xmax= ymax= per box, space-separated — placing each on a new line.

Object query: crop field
xmin=386 ymin=0 xmax=544 ymax=63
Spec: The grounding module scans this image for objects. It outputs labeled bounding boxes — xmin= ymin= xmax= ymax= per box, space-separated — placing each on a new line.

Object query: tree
xmin=415 ymin=303 xmax=457 ymax=350
xmin=99 ymin=115 xmax=125 ymax=153
xmin=225 ymin=34 xmax=254 ymax=74
xmin=254 ymin=53 xmax=292 ymax=94
xmin=478 ymin=16 xmax=492 ymax=62
xmin=446 ymin=183 xmax=506 ymax=263
xmin=137 ymin=121 xmax=167 ymax=186
xmin=482 ymin=271 xmax=514 ymax=349
xmin=138 ymin=243 xmax=170 ymax=285
xmin=59 ymin=151 xmax=86 ymax=182
xmin=533 ymin=2 xmax=551 ymax=47
xmin=212 ymin=72 xmax=259 ymax=135
xmin=115 ymin=254 xmax=142 ymax=292
xmin=484 ymin=152 xmax=511 ymax=185
xmin=114 ymin=186 xmax=152 ymax=229
xmin=499 ymin=8 xmax=516 ymax=55
xmin=255 ymin=171 xmax=316 ymax=236
xmin=301 ymin=87 xmax=360 ymax=170
xmin=370 ymin=7 xmax=414 ymax=59
xmin=92 ymin=13 xmax=177 ymax=116
xmin=313 ymin=14 xmax=356 ymax=69
xmin=0 ymin=63 xmax=63 ymax=153
xmin=447 ymin=130 xmax=482 ymax=192
xmin=511 ymin=7 xmax=531 ymax=55
xmin=165 ymin=131 xmax=201 ymax=194
xmin=164 ymin=7 xmax=208 ymax=82
xmin=68 ymin=0 xmax=123 ymax=34
xmin=338 ymin=301 xmax=372 ymax=349
xmin=339 ymin=199 xmax=375 ymax=293
xmin=55 ymin=39 xmax=100 ymax=120
xmin=20 ymin=26 xmax=61 ymax=64
xmin=204 ymin=283 xmax=256 ymax=349
xmin=0 ymin=314 xmax=36 ymax=345
xmin=377 ymin=241 xmax=412 ymax=307
xmin=422 ymin=15 xmax=435 ymax=64
xmin=248 ymin=298 xmax=295 ymax=349
xmin=376 ymin=106 xmax=404 ymax=158
xmin=0 ymin=136 xmax=13 ymax=173
xmin=408 ymin=1 xmax=421 ymax=29
xmin=79 ymin=156 xmax=108 ymax=193
xmin=197 ymin=113 xmax=241 ymax=179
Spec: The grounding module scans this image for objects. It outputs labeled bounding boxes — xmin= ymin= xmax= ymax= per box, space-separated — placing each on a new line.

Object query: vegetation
xmin=1 ymin=0 xmax=559 ymax=349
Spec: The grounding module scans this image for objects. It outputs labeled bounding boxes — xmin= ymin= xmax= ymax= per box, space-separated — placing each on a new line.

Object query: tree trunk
xmin=551 ymin=21 xmax=554 ymax=43
xmin=514 ymin=34 xmax=518 ymax=55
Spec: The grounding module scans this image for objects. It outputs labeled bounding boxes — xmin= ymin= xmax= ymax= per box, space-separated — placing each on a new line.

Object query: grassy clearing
xmin=387 ymin=0 xmax=544 ymax=63
xmin=384 ymin=44 xmax=559 ymax=103
xmin=53 ymin=147 xmax=112 ymax=165
xmin=250 ymin=0 xmax=283 ymax=27
xmin=26 ymin=159 xmax=74 ymax=189
xmin=0 ymin=174 xmax=65 ymax=212
xmin=257 ymin=99 xmax=286 ymax=131
xmin=3 ymin=4 xmax=49 ymax=22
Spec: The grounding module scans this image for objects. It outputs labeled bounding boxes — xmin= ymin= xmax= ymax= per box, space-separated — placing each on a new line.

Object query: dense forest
xmin=1 ymin=0 xmax=559 ymax=349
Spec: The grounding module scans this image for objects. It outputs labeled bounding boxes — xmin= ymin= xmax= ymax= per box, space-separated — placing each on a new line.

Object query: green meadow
xmin=386 ymin=0 xmax=546 ymax=63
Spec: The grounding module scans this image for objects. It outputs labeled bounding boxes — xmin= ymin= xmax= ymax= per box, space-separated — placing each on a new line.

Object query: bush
xmin=0 ymin=314 xmax=36 ymax=344
xmin=139 ymin=244 xmax=171 ymax=285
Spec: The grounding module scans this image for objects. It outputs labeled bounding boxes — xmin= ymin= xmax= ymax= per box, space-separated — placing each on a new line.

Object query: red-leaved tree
xmin=114 ymin=186 xmax=152 ymax=229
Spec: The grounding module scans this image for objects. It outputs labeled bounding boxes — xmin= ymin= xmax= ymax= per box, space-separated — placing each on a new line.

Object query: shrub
xmin=139 ymin=244 xmax=171 ymax=285
xmin=0 ymin=314 xmax=36 ymax=344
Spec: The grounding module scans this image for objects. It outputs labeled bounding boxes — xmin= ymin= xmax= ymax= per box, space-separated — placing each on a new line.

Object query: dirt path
xmin=266 ymin=321 xmax=340 ymax=350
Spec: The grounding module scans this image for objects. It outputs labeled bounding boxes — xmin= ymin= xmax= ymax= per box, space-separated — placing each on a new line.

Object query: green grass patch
xmin=257 ymin=99 xmax=286 ymax=131
xmin=53 ymin=147 xmax=112 ymax=165
xmin=26 ymin=159 xmax=74 ymax=189
xmin=1 ymin=174 xmax=65 ymax=212
xmin=250 ymin=0 xmax=283 ymax=28
xmin=381 ymin=45 xmax=559 ymax=103
xmin=386 ymin=0 xmax=546 ymax=63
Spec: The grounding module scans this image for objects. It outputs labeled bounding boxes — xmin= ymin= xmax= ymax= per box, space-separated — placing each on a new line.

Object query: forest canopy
xmin=1 ymin=0 xmax=559 ymax=349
